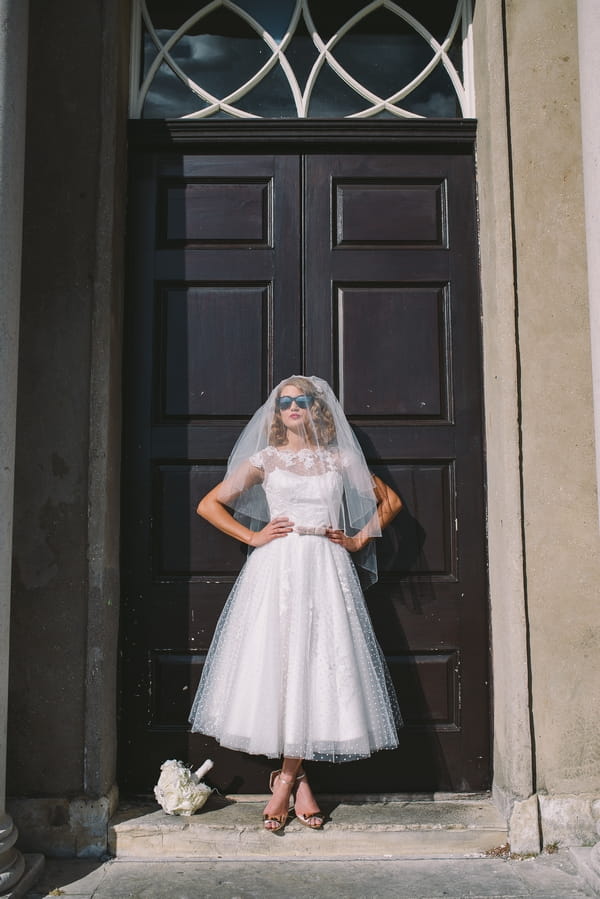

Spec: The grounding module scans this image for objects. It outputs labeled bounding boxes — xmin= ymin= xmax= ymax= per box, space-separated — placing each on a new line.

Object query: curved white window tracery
xmin=130 ymin=0 xmax=475 ymax=120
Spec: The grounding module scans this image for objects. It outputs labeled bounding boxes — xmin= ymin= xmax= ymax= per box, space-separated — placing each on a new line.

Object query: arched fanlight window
xmin=130 ymin=0 xmax=475 ymax=120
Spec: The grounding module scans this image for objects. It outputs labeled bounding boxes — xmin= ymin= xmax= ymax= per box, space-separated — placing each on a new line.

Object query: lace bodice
xmin=251 ymin=446 xmax=344 ymax=476
xmin=250 ymin=447 xmax=344 ymax=529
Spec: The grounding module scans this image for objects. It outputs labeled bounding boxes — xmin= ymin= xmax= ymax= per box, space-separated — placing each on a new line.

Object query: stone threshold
xmin=109 ymin=794 xmax=508 ymax=860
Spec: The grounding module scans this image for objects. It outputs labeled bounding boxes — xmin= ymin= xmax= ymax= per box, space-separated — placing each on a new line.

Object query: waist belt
xmin=294 ymin=525 xmax=328 ymax=536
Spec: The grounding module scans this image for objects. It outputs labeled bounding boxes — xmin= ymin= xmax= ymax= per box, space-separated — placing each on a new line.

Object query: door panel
xmin=338 ymin=285 xmax=448 ymax=417
xmin=305 ymin=154 xmax=487 ymax=793
xmin=333 ymin=180 xmax=446 ymax=248
xmin=120 ymin=153 xmax=302 ymax=794
xmin=161 ymin=286 xmax=270 ymax=417
xmin=120 ymin=146 xmax=488 ymax=795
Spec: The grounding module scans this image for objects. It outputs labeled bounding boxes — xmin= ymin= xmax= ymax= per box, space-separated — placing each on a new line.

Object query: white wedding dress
xmin=189 ymin=446 xmax=401 ymax=762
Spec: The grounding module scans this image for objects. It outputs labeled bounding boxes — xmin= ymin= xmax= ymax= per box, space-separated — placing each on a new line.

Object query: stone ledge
xmin=109 ymin=797 xmax=508 ymax=860
xmin=7 ymin=786 xmax=119 ymax=859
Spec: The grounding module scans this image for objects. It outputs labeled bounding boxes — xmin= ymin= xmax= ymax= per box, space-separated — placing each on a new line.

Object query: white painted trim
xmin=461 ymin=0 xmax=476 ymax=117
xmin=129 ymin=0 xmax=475 ymax=120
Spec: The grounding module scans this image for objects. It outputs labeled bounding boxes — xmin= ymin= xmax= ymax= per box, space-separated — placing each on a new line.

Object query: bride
xmin=189 ymin=375 xmax=402 ymax=832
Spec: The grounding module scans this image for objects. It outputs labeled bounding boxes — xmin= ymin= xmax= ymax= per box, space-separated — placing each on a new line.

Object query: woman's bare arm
xmin=372 ymin=474 xmax=403 ymax=532
xmin=197 ymin=461 xmax=293 ymax=548
xmin=327 ymin=474 xmax=402 ymax=552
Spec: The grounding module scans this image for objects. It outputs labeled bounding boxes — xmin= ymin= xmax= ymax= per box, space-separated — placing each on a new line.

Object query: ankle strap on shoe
xmin=278 ymin=773 xmax=295 ymax=786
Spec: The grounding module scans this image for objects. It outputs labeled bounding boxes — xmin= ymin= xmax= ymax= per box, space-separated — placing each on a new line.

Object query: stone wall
xmin=472 ymin=0 xmax=535 ymax=842
xmin=475 ymin=0 xmax=600 ymax=848
xmin=505 ymin=0 xmax=600 ymax=800
xmin=7 ymin=0 xmax=129 ymax=854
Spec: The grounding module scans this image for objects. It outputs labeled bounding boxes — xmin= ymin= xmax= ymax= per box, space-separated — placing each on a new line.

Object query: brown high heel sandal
xmin=263 ymin=770 xmax=295 ymax=833
xmin=294 ymin=771 xmax=324 ymax=830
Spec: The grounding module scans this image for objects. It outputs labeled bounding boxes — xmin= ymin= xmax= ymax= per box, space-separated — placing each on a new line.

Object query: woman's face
xmin=277 ymin=384 xmax=314 ymax=436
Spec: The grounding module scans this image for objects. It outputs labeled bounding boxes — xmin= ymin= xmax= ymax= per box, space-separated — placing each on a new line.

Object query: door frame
xmin=109 ymin=117 xmax=533 ymax=832
xmin=122 ymin=116 xmax=494 ymax=783
xmin=120 ymin=126 xmax=490 ymax=793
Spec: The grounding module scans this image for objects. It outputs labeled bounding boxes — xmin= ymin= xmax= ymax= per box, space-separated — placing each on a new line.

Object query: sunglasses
xmin=277 ymin=394 xmax=315 ymax=411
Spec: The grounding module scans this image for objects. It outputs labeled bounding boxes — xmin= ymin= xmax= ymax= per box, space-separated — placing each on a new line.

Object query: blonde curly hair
xmin=269 ymin=376 xmax=336 ymax=447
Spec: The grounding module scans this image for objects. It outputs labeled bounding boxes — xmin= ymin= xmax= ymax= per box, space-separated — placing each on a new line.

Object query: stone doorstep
xmin=109 ymin=796 xmax=508 ymax=860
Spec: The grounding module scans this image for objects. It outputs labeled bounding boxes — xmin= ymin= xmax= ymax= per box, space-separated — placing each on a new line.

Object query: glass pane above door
xmin=131 ymin=0 xmax=474 ymax=120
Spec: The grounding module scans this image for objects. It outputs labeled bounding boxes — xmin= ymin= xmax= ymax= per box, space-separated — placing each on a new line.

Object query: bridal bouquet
xmin=154 ymin=758 xmax=214 ymax=816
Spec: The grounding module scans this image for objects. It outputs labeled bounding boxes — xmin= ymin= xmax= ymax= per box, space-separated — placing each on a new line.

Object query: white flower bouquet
xmin=154 ymin=758 xmax=214 ymax=816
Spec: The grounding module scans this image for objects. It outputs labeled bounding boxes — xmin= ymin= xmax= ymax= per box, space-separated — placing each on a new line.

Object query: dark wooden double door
xmin=120 ymin=136 xmax=489 ymax=796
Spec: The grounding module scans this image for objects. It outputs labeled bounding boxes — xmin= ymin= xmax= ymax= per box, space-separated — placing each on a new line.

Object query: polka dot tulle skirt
xmin=189 ymin=460 xmax=401 ymax=763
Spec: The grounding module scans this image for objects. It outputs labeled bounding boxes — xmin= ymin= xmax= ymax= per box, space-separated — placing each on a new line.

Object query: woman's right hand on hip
xmin=249 ymin=517 xmax=294 ymax=547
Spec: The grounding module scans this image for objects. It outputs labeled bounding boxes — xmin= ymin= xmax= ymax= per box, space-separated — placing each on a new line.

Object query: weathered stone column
xmin=577 ymin=0 xmax=600 ymax=890
xmin=578 ymin=0 xmax=600 ymax=528
xmin=0 ymin=0 xmax=30 ymax=894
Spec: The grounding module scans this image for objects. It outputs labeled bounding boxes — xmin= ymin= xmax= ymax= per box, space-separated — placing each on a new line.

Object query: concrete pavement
xmin=21 ymin=851 xmax=600 ymax=898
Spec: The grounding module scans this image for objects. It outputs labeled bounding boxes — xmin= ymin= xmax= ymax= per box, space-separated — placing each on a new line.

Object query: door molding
xmin=128 ymin=119 xmax=477 ymax=151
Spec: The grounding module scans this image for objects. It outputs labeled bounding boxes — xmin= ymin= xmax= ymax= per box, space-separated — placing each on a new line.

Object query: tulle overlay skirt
xmin=189 ymin=533 xmax=401 ymax=762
